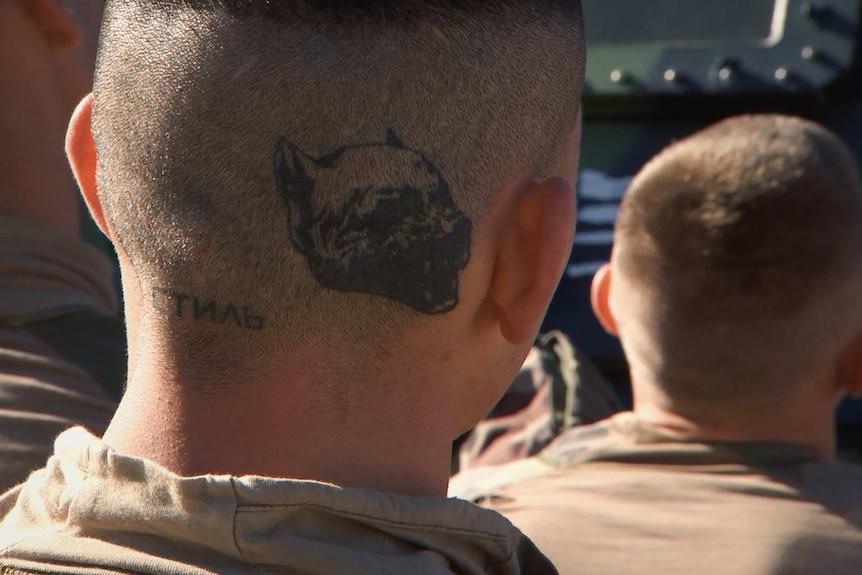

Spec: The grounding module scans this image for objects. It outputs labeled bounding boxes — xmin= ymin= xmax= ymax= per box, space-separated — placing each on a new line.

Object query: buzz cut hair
xmin=93 ymin=0 xmax=586 ymax=379
xmin=616 ymin=114 xmax=862 ymax=404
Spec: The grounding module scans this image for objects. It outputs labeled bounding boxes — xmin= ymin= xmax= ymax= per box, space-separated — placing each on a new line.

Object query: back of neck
xmin=103 ymin=356 xmax=455 ymax=497
xmin=631 ymin=380 xmax=836 ymax=459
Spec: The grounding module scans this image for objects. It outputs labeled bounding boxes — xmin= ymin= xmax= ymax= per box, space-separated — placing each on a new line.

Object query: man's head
xmin=68 ymin=0 xmax=585 ymax=433
xmin=593 ymin=115 xmax=862 ymax=415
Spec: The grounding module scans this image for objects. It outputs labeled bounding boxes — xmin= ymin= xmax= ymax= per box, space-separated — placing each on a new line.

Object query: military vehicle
xmin=542 ymin=0 xmax=862 ymax=452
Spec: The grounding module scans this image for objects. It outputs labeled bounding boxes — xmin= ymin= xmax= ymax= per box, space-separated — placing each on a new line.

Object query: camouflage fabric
xmin=457 ymin=331 xmax=623 ymax=472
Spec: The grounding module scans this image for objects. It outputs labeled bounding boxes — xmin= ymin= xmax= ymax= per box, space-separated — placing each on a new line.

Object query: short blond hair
xmin=616 ymin=115 xmax=862 ymax=404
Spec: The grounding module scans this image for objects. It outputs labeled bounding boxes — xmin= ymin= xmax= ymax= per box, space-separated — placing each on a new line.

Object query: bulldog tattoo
xmin=273 ymin=131 xmax=471 ymax=314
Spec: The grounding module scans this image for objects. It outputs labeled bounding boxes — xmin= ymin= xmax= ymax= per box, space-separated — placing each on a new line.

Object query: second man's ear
xmin=25 ymin=0 xmax=83 ymax=48
xmin=488 ymin=176 xmax=576 ymax=344
xmin=591 ymin=263 xmax=619 ymax=336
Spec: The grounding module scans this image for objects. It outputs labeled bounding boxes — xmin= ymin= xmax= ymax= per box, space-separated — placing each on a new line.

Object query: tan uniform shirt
xmin=450 ymin=412 xmax=862 ymax=575
xmin=0 ymin=215 xmax=123 ymax=492
xmin=0 ymin=428 xmax=557 ymax=574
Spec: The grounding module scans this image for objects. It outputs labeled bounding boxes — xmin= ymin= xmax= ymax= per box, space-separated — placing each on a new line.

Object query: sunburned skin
xmin=273 ymin=131 xmax=472 ymax=314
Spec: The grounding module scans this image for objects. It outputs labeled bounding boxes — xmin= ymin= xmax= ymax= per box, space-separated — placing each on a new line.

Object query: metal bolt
xmin=801 ymin=46 xmax=816 ymax=60
xmin=775 ymin=67 xmax=789 ymax=81
xmin=610 ymin=69 xmax=625 ymax=83
xmin=712 ymin=57 xmax=742 ymax=88
xmin=663 ymin=69 xmax=677 ymax=82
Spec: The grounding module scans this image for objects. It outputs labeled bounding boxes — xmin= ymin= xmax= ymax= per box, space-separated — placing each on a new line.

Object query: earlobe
xmin=489 ymin=177 xmax=576 ymax=344
xmin=591 ymin=263 xmax=619 ymax=336
xmin=25 ymin=0 xmax=82 ymax=49
xmin=66 ymin=94 xmax=110 ymax=238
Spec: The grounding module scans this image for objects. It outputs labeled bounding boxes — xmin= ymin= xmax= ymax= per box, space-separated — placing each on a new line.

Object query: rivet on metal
xmin=610 ymin=69 xmax=625 ymax=83
xmin=775 ymin=67 xmax=789 ymax=81
xmin=664 ymin=69 xmax=677 ymax=82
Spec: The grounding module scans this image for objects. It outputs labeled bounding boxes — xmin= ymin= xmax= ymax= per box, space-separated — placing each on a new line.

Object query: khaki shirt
xmin=0 ymin=215 xmax=123 ymax=492
xmin=0 ymin=429 xmax=557 ymax=575
xmin=450 ymin=413 xmax=862 ymax=575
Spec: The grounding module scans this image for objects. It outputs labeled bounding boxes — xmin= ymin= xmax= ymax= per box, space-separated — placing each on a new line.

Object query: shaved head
xmin=92 ymin=0 xmax=585 ymax=383
xmin=613 ymin=115 xmax=862 ymax=406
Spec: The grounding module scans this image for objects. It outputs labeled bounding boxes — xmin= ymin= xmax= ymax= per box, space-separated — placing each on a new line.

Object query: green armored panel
xmin=583 ymin=0 xmax=860 ymax=98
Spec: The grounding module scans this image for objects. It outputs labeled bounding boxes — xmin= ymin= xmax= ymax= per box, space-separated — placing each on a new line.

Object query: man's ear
xmin=591 ymin=263 xmax=618 ymax=336
xmin=66 ymin=94 xmax=111 ymax=238
xmin=25 ymin=0 xmax=82 ymax=49
xmin=488 ymin=176 xmax=575 ymax=344
xmin=837 ymin=333 xmax=862 ymax=399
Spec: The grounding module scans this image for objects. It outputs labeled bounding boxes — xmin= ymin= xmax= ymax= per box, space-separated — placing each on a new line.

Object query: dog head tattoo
xmin=273 ymin=131 xmax=471 ymax=314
